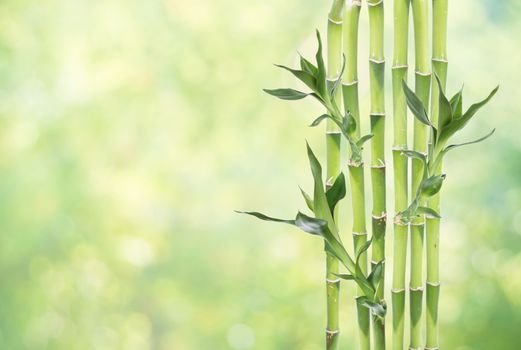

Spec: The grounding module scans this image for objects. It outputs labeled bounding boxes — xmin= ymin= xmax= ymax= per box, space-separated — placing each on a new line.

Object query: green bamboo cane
xmin=342 ymin=2 xmax=370 ymax=349
xmin=410 ymin=0 xmax=431 ymax=349
xmin=326 ymin=1 xmax=345 ymax=348
xmin=391 ymin=0 xmax=410 ymax=349
xmin=368 ymin=0 xmax=386 ymax=348
xmin=426 ymin=1 xmax=448 ymax=349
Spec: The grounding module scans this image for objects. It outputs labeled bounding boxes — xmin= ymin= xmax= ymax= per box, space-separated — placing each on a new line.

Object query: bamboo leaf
xmin=274 ymin=64 xmax=317 ymax=91
xmin=334 ymin=273 xmax=355 ymax=281
xmin=368 ymin=261 xmax=384 ymax=290
xmin=294 ymin=212 xmax=329 ymax=235
xmin=450 ymin=87 xmax=463 ymax=119
xmin=263 ymin=88 xmax=309 ymax=100
xmin=315 ymin=30 xmax=327 ymax=98
xmin=356 ymin=296 xmax=387 ymax=320
xmin=356 ymin=133 xmax=374 ymax=148
xmin=402 ymin=80 xmax=432 ymax=127
xmin=309 ymin=114 xmax=331 ymax=127
xmin=400 ymin=149 xmax=427 ymax=166
xmin=235 ymin=211 xmax=295 ymax=225
xmin=420 ymin=174 xmax=446 ymax=198
xmin=326 ymin=173 xmax=346 ymax=214
xmin=342 ymin=113 xmax=357 ymax=136
xmin=442 ymin=129 xmax=496 ymax=155
xmin=299 ymin=54 xmax=318 ymax=76
xmin=438 ymin=86 xmax=498 ymax=147
xmin=436 ymin=74 xmax=453 ymax=130
xmin=417 ymin=206 xmax=441 ymax=219
xmin=328 ymin=54 xmax=346 ymax=97
xmin=299 ymin=187 xmax=314 ymax=212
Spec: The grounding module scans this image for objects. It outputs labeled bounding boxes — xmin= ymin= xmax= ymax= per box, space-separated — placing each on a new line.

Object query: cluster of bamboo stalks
xmin=239 ymin=0 xmax=498 ymax=349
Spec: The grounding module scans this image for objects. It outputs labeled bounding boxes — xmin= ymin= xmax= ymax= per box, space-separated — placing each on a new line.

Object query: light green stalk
xmin=391 ymin=0 xmax=410 ymax=349
xmin=326 ymin=1 xmax=344 ymax=348
xmin=426 ymin=1 xmax=447 ymax=349
xmin=368 ymin=0 xmax=386 ymax=348
xmin=410 ymin=0 xmax=430 ymax=349
xmin=342 ymin=2 xmax=370 ymax=349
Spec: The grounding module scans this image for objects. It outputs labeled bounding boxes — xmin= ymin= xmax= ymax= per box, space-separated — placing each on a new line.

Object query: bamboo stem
xmin=326 ymin=1 xmax=345 ymax=348
xmin=368 ymin=0 xmax=386 ymax=348
xmin=391 ymin=0 xmax=410 ymax=349
xmin=343 ymin=2 xmax=371 ymax=349
xmin=410 ymin=1 xmax=430 ymax=349
xmin=426 ymin=1 xmax=447 ymax=349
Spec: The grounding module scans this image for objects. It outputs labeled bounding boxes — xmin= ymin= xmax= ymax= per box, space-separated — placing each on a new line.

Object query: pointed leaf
xmin=436 ymin=74 xmax=453 ymax=130
xmin=299 ymin=187 xmax=314 ymax=212
xmin=438 ymin=86 xmax=498 ymax=148
xmin=309 ymin=114 xmax=331 ymax=127
xmin=315 ymin=30 xmax=327 ymax=97
xmin=334 ymin=273 xmax=355 ymax=281
xmin=356 ymin=296 xmax=387 ymax=320
xmin=263 ymin=88 xmax=309 ymax=100
xmin=401 ymin=149 xmax=427 ymax=166
xmin=420 ymin=174 xmax=446 ymax=198
xmin=235 ymin=211 xmax=295 ymax=225
xmin=275 ymin=64 xmax=317 ymax=91
xmin=402 ymin=80 xmax=432 ymax=127
xmin=356 ymin=133 xmax=374 ymax=148
xmin=326 ymin=173 xmax=346 ymax=214
xmin=417 ymin=206 xmax=441 ymax=219
xmin=299 ymin=54 xmax=318 ymax=76
xmin=368 ymin=261 xmax=384 ymax=291
xmin=328 ymin=54 xmax=346 ymax=97
xmin=442 ymin=129 xmax=496 ymax=155
xmin=450 ymin=87 xmax=463 ymax=119
xmin=294 ymin=212 xmax=328 ymax=235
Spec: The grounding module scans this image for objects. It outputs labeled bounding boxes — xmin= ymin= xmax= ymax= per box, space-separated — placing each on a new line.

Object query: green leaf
xmin=400 ymin=149 xmax=427 ymax=166
xmin=235 ymin=211 xmax=295 ymax=225
xmin=402 ymin=80 xmax=432 ymax=127
xmin=342 ymin=113 xmax=357 ymax=136
xmin=436 ymin=74 xmax=453 ymax=130
xmin=417 ymin=206 xmax=441 ymax=219
xmin=420 ymin=174 xmax=446 ymax=198
xmin=368 ymin=261 xmax=384 ymax=290
xmin=437 ymin=86 xmax=498 ymax=148
xmin=274 ymin=64 xmax=317 ymax=91
xmin=356 ymin=296 xmax=387 ymax=320
xmin=309 ymin=114 xmax=331 ymax=127
xmin=315 ymin=30 xmax=327 ymax=98
xmin=328 ymin=54 xmax=346 ymax=97
xmin=294 ymin=212 xmax=328 ymax=235
xmin=306 ymin=142 xmax=338 ymax=239
xmin=356 ymin=237 xmax=373 ymax=264
xmin=299 ymin=187 xmax=314 ymax=212
xmin=299 ymin=54 xmax=318 ymax=76
xmin=334 ymin=273 xmax=355 ymax=281
xmin=356 ymin=133 xmax=374 ymax=148
xmin=442 ymin=129 xmax=496 ymax=155
xmin=326 ymin=173 xmax=346 ymax=214
xmin=263 ymin=88 xmax=309 ymax=100
xmin=449 ymin=87 xmax=463 ymax=119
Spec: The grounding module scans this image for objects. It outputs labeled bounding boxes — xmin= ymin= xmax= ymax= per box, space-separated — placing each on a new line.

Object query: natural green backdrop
xmin=0 ymin=0 xmax=520 ymax=349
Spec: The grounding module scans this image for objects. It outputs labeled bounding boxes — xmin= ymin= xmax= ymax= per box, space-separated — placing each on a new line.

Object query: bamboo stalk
xmin=410 ymin=0 xmax=430 ymax=349
xmin=326 ymin=1 xmax=345 ymax=348
xmin=426 ymin=1 xmax=447 ymax=349
xmin=391 ymin=0 xmax=410 ymax=349
xmin=342 ymin=2 xmax=371 ymax=349
xmin=368 ymin=0 xmax=386 ymax=348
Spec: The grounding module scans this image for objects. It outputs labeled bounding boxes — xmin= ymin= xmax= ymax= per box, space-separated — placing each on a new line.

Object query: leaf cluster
xmin=397 ymin=77 xmax=498 ymax=224
xmin=237 ymin=143 xmax=385 ymax=320
xmin=264 ymin=30 xmax=373 ymax=165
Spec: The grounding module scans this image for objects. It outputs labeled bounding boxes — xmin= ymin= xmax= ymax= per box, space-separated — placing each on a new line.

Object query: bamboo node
xmin=391 ymin=288 xmax=406 ymax=293
xmin=392 ymin=64 xmax=409 ymax=69
xmin=425 ymin=347 xmax=439 ymax=350
xmin=371 ymin=259 xmax=385 ymax=265
xmin=409 ymin=286 xmax=424 ymax=292
xmin=325 ymin=131 xmax=342 ymax=135
xmin=415 ymin=70 xmax=432 ymax=77
xmin=369 ymin=58 xmax=385 ymax=64
xmin=367 ymin=0 xmax=383 ymax=7
xmin=327 ymin=17 xmax=343 ymax=25
xmin=326 ymin=278 xmax=341 ymax=284
xmin=352 ymin=231 xmax=368 ymax=236
xmin=370 ymin=112 xmax=386 ymax=117
xmin=372 ymin=212 xmax=387 ymax=220
xmin=432 ymin=57 xmax=448 ymax=63
xmin=342 ymin=80 xmax=358 ymax=87
xmin=325 ymin=329 xmax=340 ymax=335
xmin=348 ymin=0 xmax=362 ymax=7
xmin=347 ymin=158 xmax=363 ymax=167
xmin=427 ymin=282 xmax=441 ymax=287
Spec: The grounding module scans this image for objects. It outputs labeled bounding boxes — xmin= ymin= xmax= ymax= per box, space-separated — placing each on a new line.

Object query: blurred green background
xmin=0 ymin=0 xmax=520 ymax=349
